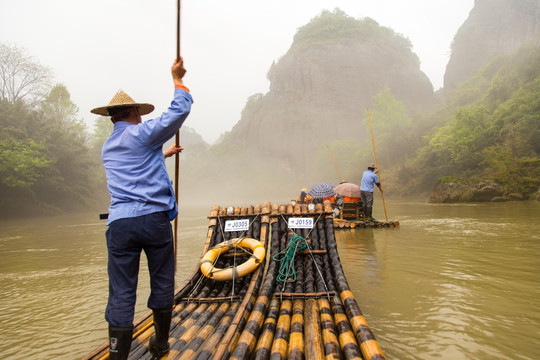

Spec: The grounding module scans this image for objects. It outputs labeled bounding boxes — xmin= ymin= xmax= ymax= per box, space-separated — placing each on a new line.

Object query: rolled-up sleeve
xmin=137 ymin=88 xmax=193 ymax=148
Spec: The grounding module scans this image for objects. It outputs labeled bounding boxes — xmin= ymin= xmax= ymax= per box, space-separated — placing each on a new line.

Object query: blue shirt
xmin=102 ymin=88 xmax=193 ymax=225
xmin=360 ymin=170 xmax=379 ymax=192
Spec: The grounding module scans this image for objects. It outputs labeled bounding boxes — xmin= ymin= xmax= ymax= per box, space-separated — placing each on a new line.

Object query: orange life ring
xmin=200 ymin=237 xmax=266 ymax=281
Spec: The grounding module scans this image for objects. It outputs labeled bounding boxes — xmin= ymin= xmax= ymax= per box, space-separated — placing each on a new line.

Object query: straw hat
xmin=368 ymin=163 xmax=376 ymax=169
xmin=91 ymin=90 xmax=154 ymax=116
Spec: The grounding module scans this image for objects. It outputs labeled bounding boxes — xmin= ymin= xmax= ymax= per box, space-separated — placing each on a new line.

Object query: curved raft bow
xmin=200 ymin=237 xmax=266 ymax=281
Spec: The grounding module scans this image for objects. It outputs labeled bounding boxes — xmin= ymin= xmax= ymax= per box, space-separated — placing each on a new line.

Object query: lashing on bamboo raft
xmin=84 ymin=202 xmax=386 ymax=360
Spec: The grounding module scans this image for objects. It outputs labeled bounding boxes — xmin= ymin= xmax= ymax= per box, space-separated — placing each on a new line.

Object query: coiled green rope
xmin=273 ymin=233 xmax=311 ymax=282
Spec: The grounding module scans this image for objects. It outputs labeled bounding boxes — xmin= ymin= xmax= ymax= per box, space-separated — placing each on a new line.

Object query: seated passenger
xmin=297 ymin=188 xmax=313 ymax=203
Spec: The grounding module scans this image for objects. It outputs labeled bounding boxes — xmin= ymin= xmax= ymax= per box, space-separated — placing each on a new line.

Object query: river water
xmin=0 ymin=200 xmax=538 ymax=359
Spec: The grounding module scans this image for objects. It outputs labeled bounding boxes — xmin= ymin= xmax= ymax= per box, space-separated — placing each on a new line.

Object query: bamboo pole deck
xmin=84 ymin=201 xmax=385 ymax=360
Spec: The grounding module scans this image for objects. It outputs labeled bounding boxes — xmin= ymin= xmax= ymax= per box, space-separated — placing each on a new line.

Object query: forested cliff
xmin=409 ymin=45 xmax=540 ymax=201
xmin=413 ymin=0 xmax=540 ymax=201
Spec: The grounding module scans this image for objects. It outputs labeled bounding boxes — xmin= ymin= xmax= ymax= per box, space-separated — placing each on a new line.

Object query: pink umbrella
xmin=334 ymin=182 xmax=361 ymax=198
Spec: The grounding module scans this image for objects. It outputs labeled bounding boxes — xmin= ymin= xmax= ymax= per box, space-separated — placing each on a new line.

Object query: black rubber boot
xmin=364 ymin=206 xmax=372 ymax=220
xmin=108 ymin=325 xmax=133 ymax=360
xmin=149 ymin=308 xmax=172 ymax=358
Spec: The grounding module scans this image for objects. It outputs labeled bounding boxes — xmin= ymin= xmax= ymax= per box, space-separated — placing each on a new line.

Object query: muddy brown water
xmin=0 ymin=200 xmax=538 ymax=359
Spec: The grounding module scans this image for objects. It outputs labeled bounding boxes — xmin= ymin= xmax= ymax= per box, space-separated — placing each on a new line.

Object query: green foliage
xmin=481 ymin=147 xmax=540 ymax=195
xmin=0 ymin=82 xmax=103 ymax=216
xmin=294 ymin=9 xmax=371 ymax=43
xmin=437 ymin=176 xmax=459 ymax=184
xmin=0 ymin=45 xmax=107 ymax=217
xmin=370 ymin=88 xmax=411 ymax=130
xmin=477 ymin=77 xmax=540 ymax=196
xmin=0 ymin=139 xmax=52 ymax=187
xmin=363 ymin=88 xmax=415 ymax=170
xmin=290 ymin=9 xmax=413 ymax=58
xmin=32 ymin=84 xmax=96 ymax=208
xmin=492 ymin=77 xmax=540 ymax=157
xmin=484 ymin=47 xmax=540 ymax=108
xmin=401 ymin=46 xmax=540 ymax=198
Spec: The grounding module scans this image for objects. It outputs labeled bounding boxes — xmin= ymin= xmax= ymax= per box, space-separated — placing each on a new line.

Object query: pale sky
xmin=0 ymin=0 xmax=474 ymax=144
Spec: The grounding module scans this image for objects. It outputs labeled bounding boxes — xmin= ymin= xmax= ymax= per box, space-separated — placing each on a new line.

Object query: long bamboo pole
xmin=327 ymin=145 xmax=344 ymax=183
xmin=173 ymin=0 xmax=181 ymax=274
xmin=366 ymin=109 xmax=389 ymax=222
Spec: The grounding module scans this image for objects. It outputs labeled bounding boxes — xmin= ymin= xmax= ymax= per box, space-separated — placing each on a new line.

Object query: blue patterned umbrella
xmin=308 ymin=182 xmax=335 ymax=199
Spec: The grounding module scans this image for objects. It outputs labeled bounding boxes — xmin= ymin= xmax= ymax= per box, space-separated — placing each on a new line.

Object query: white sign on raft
xmin=224 ymin=219 xmax=250 ymax=232
xmin=288 ymin=217 xmax=314 ymax=229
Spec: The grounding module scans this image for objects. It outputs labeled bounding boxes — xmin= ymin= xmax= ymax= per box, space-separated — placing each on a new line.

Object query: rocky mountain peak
xmin=444 ymin=0 xmax=540 ymax=89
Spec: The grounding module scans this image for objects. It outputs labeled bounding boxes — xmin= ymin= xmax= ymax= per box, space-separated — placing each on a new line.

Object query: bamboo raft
xmin=331 ymin=201 xmax=399 ymax=229
xmin=333 ymin=219 xmax=399 ymax=229
xmin=84 ymin=201 xmax=386 ymax=360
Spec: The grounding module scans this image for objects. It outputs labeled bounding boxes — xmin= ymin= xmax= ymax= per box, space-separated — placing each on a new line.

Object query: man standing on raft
xmin=360 ymin=163 xmax=382 ymax=221
xmin=91 ymin=58 xmax=193 ymax=359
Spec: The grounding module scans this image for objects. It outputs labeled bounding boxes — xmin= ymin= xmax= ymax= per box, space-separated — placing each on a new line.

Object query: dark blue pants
xmin=105 ymin=211 xmax=175 ymax=326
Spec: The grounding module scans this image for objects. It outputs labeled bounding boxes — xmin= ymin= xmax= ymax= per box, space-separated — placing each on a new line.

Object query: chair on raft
xmin=340 ymin=201 xmax=365 ymax=220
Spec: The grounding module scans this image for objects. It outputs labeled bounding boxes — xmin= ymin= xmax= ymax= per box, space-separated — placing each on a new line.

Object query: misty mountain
xmin=182 ymin=126 xmax=208 ymax=146
xmin=173 ymin=126 xmax=209 ymax=154
xmin=444 ymin=0 xmax=540 ymax=90
xmin=217 ymin=10 xmax=434 ymax=180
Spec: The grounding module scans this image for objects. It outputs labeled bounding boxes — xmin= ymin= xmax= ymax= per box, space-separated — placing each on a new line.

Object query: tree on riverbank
xmin=0 ymin=43 xmax=53 ymax=107
xmin=0 ymin=91 xmax=102 ymax=216
xmin=0 ymin=43 xmax=102 ymax=216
